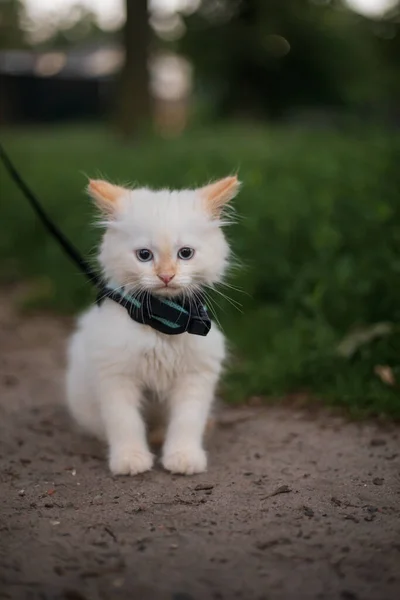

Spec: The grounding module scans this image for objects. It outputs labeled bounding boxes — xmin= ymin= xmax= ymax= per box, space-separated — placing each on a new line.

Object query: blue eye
xmin=136 ymin=249 xmax=153 ymax=262
xmin=178 ymin=247 xmax=195 ymax=260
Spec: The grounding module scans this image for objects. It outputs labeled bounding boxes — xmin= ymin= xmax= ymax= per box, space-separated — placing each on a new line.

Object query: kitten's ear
xmin=200 ymin=176 xmax=241 ymax=217
xmin=87 ymin=179 xmax=126 ymax=216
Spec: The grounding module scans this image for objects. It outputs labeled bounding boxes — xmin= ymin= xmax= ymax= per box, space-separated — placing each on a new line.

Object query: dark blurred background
xmin=0 ymin=0 xmax=399 ymax=416
xmin=1 ymin=0 xmax=399 ymax=130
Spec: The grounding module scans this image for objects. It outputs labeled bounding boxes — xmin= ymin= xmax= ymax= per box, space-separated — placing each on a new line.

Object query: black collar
xmin=97 ymin=286 xmax=212 ymax=336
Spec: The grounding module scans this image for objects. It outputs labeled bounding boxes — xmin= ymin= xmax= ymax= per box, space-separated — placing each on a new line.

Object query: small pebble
xmin=344 ymin=515 xmax=359 ymax=523
xmin=364 ymin=515 xmax=376 ymax=522
xmin=373 ymin=477 xmax=384 ymax=486
xmin=18 ymin=489 xmax=25 ymax=497
xmin=370 ymin=439 xmax=386 ymax=447
xmin=194 ymin=483 xmax=214 ymax=491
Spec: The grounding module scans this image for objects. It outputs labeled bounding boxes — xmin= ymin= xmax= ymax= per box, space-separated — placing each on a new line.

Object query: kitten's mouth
xmin=153 ymin=284 xmax=182 ymax=297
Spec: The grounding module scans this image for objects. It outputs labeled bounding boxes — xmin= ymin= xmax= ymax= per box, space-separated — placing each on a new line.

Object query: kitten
xmin=66 ymin=176 xmax=240 ymax=475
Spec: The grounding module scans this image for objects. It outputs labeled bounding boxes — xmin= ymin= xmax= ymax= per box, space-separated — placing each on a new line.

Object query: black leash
xmin=0 ymin=142 xmax=103 ymax=290
xmin=0 ymin=143 xmax=211 ymax=336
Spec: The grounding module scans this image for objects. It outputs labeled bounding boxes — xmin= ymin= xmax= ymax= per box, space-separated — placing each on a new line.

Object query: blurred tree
xmin=0 ymin=0 xmax=25 ymax=49
xmin=177 ymin=0 xmax=392 ymax=120
xmin=117 ymin=0 xmax=151 ymax=138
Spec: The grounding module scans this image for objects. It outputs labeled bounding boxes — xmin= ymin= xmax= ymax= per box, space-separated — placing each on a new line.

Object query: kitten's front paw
xmin=109 ymin=448 xmax=154 ymax=476
xmin=162 ymin=446 xmax=207 ymax=475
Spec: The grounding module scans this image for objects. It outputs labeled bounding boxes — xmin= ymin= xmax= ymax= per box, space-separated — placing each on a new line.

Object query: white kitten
xmin=66 ymin=176 xmax=240 ymax=476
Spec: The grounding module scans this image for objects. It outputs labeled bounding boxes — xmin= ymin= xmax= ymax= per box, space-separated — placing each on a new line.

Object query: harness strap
xmin=0 ymin=143 xmax=211 ymax=337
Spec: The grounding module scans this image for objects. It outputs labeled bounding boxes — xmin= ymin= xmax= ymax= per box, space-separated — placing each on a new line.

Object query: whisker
xmin=217 ymin=281 xmax=249 ymax=296
xmin=95 ymin=281 xmax=130 ymax=304
xmin=184 ymin=288 xmax=192 ymax=325
xmin=206 ymin=285 xmax=243 ymax=312
xmin=195 ymin=288 xmax=224 ymax=331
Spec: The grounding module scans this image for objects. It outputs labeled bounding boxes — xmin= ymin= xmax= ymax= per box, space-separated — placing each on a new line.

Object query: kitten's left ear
xmin=87 ymin=179 xmax=126 ymax=216
xmin=200 ymin=176 xmax=241 ymax=217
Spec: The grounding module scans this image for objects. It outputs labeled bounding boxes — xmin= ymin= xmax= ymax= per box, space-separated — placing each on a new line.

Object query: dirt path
xmin=0 ymin=288 xmax=399 ymax=600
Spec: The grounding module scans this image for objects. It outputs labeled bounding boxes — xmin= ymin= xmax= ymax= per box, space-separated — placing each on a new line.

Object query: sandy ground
xmin=0 ymin=287 xmax=399 ymax=600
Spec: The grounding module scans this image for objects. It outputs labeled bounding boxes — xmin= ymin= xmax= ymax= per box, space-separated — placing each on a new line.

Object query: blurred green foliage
xmin=1 ymin=124 xmax=399 ymax=416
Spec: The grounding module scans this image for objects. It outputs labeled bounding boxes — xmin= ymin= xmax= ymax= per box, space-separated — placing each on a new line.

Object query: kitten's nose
xmin=158 ymin=273 xmax=175 ymax=285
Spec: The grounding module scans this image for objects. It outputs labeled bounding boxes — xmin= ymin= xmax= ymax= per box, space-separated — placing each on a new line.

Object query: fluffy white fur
xmin=66 ymin=176 xmax=240 ymax=476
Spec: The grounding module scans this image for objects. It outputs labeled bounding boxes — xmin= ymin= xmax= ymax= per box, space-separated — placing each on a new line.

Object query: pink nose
xmin=158 ymin=274 xmax=175 ymax=285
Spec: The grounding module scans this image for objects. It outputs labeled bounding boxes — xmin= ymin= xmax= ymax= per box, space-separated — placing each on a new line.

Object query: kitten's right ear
xmin=87 ymin=179 xmax=126 ymax=216
xmin=200 ymin=176 xmax=241 ymax=218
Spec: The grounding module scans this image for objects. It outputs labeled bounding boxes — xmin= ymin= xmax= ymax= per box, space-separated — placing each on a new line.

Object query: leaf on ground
xmin=374 ymin=365 xmax=396 ymax=387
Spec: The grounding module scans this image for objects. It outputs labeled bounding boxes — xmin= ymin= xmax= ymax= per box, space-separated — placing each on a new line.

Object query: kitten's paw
xmin=109 ymin=448 xmax=154 ymax=476
xmin=162 ymin=446 xmax=207 ymax=475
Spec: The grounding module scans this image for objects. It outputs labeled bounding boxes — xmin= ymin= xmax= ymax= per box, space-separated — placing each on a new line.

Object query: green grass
xmin=1 ymin=123 xmax=400 ymax=417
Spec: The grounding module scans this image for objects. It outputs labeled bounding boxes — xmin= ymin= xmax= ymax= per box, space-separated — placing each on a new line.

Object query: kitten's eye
xmin=178 ymin=247 xmax=195 ymax=260
xmin=136 ymin=249 xmax=153 ymax=262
